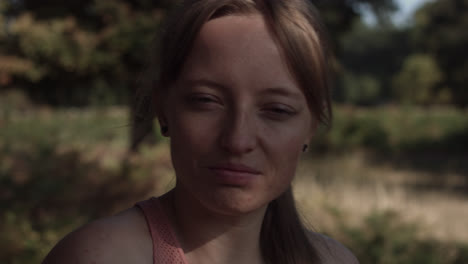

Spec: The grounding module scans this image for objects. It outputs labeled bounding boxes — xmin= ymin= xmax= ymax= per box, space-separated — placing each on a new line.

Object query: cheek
xmin=168 ymin=110 xmax=220 ymax=168
xmin=262 ymin=118 xmax=309 ymax=155
xmin=263 ymin=128 xmax=306 ymax=182
xmin=275 ymin=140 xmax=302 ymax=176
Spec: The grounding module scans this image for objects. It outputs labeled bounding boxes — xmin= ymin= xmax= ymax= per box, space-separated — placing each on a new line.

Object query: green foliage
xmin=0 ymin=0 xmax=165 ymax=105
xmin=314 ymin=0 xmax=397 ymax=38
xmin=334 ymin=210 xmax=468 ymax=264
xmin=410 ymin=0 xmax=468 ymax=106
xmin=312 ymin=105 xmax=468 ymax=154
xmin=335 ymin=20 xmax=410 ymax=105
xmin=0 ymin=93 xmax=168 ymax=263
xmin=0 ymin=147 xmax=162 ymax=263
xmin=341 ymin=71 xmax=382 ymax=105
xmin=392 ymin=54 xmax=446 ymax=104
xmin=0 ymin=94 xmax=129 ymax=150
xmin=333 ymin=0 xmax=468 ymax=107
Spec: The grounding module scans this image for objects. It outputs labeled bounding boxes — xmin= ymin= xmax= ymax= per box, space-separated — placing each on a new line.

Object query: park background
xmin=1 ymin=0 xmax=467 ymax=263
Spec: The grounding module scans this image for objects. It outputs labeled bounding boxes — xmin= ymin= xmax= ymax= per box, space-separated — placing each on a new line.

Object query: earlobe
xmin=158 ymin=118 xmax=169 ymax=137
xmin=161 ymin=125 xmax=169 ymax=137
xmin=154 ymin=88 xmax=170 ymax=137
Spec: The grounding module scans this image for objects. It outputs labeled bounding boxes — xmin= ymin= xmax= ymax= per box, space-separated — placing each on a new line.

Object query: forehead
xmin=197 ymin=14 xmax=276 ymax=54
xmin=178 ymin=14 xmax=300 ymax=92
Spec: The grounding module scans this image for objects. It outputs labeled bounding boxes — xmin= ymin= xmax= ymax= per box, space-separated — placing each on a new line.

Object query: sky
xmin=363 ymin=0 xmax=432 ymax=26
xmin=393 ymin=0 xmax=432 ymax=24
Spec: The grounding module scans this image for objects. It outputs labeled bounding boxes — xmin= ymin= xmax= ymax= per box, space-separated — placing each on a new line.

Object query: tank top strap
xmin=136 ymin=197 xmax=189 ymax=264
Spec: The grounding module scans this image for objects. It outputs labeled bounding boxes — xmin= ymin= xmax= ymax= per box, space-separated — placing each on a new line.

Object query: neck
xmin=160 ymin=188 xmax=266 ymax=264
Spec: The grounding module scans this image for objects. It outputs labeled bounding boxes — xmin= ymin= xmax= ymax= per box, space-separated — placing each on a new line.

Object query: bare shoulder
xmin=42 ymin=207 xmax=152 ymax=264
xmin=308 ymin=231 xmax=360 ymax=264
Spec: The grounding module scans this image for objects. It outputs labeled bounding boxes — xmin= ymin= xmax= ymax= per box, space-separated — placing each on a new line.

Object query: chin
xmin=199 ymin=188 xmax=271 ymax=217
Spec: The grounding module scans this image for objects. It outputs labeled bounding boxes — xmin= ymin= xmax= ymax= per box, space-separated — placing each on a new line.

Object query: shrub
xmin=334 ymin=210 xmax=468 ymax=264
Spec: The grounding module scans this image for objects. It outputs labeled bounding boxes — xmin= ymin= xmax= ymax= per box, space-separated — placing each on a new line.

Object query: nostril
xmin=220 ymin=120 xmax=256 ymax=154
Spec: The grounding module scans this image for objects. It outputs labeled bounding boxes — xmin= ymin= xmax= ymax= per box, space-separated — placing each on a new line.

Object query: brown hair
xmin=141 ymin=0 xmax=333 ymax=263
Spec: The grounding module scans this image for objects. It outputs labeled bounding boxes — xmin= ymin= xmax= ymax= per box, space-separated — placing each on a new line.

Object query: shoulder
xmin=42 ymin=207 xmax=153 ymax=264
xmin=308 ymin=232 xmax=360 ymax=264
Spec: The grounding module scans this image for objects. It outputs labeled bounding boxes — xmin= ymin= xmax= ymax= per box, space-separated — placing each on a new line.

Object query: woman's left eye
xmin=262 ymin=104 xmax=296 ymax=119
xmin=187 ymin=94 xmax=219 ymax=104
xmin=268 ymin=107 xmax=293 ymax=115
xmin=192 ymin=96 xmax=216 ymax=103
xmin=185 ymin=93 xmax=223 ymax=111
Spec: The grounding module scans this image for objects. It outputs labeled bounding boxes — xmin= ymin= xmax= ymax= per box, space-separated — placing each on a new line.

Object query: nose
xmin=220 ymin=110 xmax=257 ymax=155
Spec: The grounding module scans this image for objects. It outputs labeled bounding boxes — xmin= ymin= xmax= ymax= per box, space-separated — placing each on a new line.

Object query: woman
xmin=43 ymin=0 xmax=359 ymax=263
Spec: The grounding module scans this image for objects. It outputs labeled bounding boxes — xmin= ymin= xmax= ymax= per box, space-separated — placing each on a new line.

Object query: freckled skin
xmin=162 ymin=15 xmax=315 ymax=217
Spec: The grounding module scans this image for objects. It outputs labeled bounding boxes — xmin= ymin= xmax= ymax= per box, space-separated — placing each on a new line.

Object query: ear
xmin=157 ymin=116 xmax=167 ymax=127
xmin=157 ymin=115 xmax=170 ymax=137
xmin=156 ymin=102 xmax=170 ymax=137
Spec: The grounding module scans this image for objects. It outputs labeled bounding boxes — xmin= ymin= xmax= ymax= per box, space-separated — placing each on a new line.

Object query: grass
xmin=293 ymin=152 xmax=468 ymax=263
xmin=1 ymin=91 xmax=467 ymax=263
xmin=295 ymin=152 xmax=468 ymax=243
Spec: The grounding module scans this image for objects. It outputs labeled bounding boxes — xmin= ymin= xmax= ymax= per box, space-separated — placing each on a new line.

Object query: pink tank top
xmin=136 ymin=197 xmax=189 ymax=264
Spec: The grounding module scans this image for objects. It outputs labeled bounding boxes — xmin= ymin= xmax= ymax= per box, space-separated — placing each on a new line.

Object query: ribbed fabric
xmin=136 ymin=197 xmax=189 ymax=264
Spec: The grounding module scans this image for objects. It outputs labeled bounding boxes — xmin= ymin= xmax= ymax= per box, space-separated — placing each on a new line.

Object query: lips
xmin=208 ymin=163 xmax=261 ymax=186
xmin=209 ymin=163 xmax=261 ymax=174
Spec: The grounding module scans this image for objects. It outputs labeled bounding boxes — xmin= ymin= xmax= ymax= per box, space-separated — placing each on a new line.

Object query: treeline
xmin=0 ymin=0 xmax=466 ymax=107
xmin=335 ymin=0 xmax=468 ymax=107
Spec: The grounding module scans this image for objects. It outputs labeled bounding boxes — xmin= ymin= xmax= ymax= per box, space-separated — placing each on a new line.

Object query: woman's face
xmin=163 ymin=14 xmax=315 ymax=216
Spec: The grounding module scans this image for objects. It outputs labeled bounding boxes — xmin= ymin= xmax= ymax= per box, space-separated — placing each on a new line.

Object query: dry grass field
xmin=294 ymin=152 xmax=468 ymax=243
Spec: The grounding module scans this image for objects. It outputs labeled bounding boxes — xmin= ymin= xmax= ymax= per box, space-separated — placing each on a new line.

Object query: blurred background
xmin=1 ymin=0 xmax=467 ymax=263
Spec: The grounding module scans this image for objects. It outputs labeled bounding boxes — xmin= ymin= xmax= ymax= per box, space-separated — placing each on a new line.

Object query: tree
xmin=0 ymin=0 xmax=171 ymax=105
xmin=410 ymin=0 xmax=468 ymax=106
xmin=392 ymin=53 xmax=445 ymax=104
xmin=333 ymin=19 xmax=411 ymax=105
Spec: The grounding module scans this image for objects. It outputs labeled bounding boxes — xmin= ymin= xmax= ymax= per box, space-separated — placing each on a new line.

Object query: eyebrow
xmin=260 ymin=87 xmax=303 ymax=100
xmin=181 ymin=78 xmax=226 ymax=90
xmin=181 ymin=78 xmax=302 ymax=100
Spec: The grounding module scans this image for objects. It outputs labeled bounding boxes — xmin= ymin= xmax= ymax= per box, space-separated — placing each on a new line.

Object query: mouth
xmin=209 ymin=163 xmax=261 ymax=174
xmin=207 ymin=163 xmax=261 ymax=186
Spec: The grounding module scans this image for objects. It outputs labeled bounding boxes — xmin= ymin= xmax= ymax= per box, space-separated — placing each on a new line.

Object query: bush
xmin=0 ymin=100 xmax=169 ymax=263
xmin=311 ymin=105 xmax=468 ymax=155
xmin=332 ymin=210 xmax=468 ymax=264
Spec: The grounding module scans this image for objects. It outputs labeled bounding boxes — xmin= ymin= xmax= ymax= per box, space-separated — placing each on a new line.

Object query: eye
xmin=191 ymin=95 xmax=217 ymax=103
xmin=262 ymin=104 xmax=297 ymax=120
xmin=268 ymin=107 xmax=293 ymax=115
xmin=186 ymin=93 xmax=222 ymax=109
